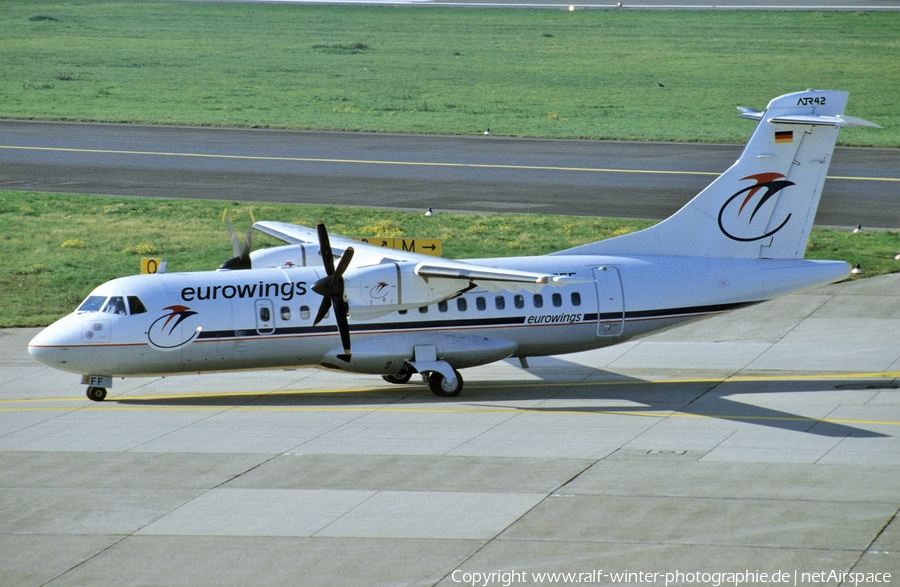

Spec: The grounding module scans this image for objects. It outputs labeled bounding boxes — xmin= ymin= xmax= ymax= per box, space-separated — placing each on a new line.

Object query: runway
xmin=1 ymin=120 xmax=898 ymax=228
xmin=2 ymin=273 xmax=898 ymax=586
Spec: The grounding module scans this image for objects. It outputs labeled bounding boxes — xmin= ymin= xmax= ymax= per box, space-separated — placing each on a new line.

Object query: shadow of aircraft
xmin=111 ymin=356 xmax=894 ymax=439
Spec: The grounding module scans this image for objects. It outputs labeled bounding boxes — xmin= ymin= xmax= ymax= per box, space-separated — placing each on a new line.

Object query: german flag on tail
xmin=775 ymin=131 xmax=793 ymax=144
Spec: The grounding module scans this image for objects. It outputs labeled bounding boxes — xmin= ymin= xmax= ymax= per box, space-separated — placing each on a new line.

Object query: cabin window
xmin=533 ymin=294 xmax=543 ymax=308
xmin=438 ymin=301 xmax=448 ymax=313
xmin=259 ymin=306 xmax=271 ymax=322
xmin=495 ymin=296 xmax=505 ymax=310
xmin=399 ymin=309 xmax=408 ymax=315
xmin=419 ymin=306 xmax=428 ymax=314
xmin=571 ymin=292 xmax=582 ymax=307
xmin=78 ymin=296 xmax=106 ymax=313
xmin=127 ymin=296 xmax=147 ymax=315
xmin=476 ymin=296 xmax=486 ymax=311
xmin=102 ymin=297 xmax=127 ymax=315
xmin=514 ymin=295 xmax=524 ymax=309
xmin=457 ymin=298 xmax=467 ymax=312
xmin=300 ymin=306 xmax=310 ymax=320
xmin=281 ymin=307 xmax=292 ymax=321
xmin=552 ymin=293 xmax=563 ymax=307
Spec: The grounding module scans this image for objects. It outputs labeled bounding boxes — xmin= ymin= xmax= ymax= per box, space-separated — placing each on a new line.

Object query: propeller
xmin=219 ymin=212 xmax=253 ymax=270
xmin=311 ymin=221 xmax=354 ymax=362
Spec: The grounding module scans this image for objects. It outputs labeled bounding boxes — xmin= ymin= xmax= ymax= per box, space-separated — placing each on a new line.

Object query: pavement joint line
xmin=1 ymin=404 xmax=897 ymax=427
xmin=1 ymin=144 xmax=896 ymax=182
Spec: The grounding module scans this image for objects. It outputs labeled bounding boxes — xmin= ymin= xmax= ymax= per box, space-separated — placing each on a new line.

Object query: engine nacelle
xmin=249 ymin=244 xmax=323 ymax=269
xmin=343 ymin=262 xmax=468 ymax=318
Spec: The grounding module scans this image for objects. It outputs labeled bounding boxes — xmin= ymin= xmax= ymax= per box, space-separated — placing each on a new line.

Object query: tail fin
xmin=560 ymin=90 xmax=879 ymax=259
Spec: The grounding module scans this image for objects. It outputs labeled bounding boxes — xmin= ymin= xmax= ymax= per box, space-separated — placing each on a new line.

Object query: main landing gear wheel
xmin=86 ymin=387 xmax=107 ymax=402
xmin=382 ymin=369 xmax=413 ymax=385
xmin=427 ymin=369 xmax=463 ymax=398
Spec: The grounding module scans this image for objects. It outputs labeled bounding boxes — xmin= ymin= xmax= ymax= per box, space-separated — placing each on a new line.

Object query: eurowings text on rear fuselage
xmin=28 ymin=91 xmax=878 ymax=400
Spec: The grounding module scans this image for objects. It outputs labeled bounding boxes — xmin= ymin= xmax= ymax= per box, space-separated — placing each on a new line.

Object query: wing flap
xmin=415 ymin=263 xmax=584 ymax=288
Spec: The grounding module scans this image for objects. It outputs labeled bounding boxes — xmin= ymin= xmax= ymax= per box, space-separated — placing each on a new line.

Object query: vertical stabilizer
xmin=559 ymin=91 xmax=878 ymax=259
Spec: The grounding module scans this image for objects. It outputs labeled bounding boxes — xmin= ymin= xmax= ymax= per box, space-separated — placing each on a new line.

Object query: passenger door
xmin=255 ymin=299 xmax=275 ymax=335
xmin=592 ymin=266 xmax=624 ymax=338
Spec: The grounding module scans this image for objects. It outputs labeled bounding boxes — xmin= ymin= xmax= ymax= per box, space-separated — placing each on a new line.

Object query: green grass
xmin=3 ymin=190 xmax=897 ymax=328
xmin=0 ymin=2 xmax=897 ymax=145
xmin=2 ymin=3 xmax=897 ymax=326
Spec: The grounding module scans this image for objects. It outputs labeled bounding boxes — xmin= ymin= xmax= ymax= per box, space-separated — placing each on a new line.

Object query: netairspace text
xmin=449 ymin=569 xmax=892 ymax=586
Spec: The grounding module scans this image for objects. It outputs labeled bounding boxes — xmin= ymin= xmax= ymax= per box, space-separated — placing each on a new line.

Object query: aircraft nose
xmin=27 ymin=339 xmax=56 ymax=366
xmin=28 ymin=322 xmax=80 ymax=370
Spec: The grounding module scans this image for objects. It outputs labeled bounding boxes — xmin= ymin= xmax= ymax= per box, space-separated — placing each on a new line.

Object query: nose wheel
xmin=86 ymin=386 xmax=107 ymax=402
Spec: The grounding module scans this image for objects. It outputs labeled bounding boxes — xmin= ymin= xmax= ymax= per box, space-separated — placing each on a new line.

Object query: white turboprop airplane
xmin=29 ymin=91 xmax=879 ymax=401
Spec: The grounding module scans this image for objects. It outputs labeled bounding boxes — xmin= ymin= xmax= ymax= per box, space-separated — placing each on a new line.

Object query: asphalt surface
xmin=1 ymin=120 xmax=898 ymax=228
xmin=2 ymin=273 xmax=898 ymax=586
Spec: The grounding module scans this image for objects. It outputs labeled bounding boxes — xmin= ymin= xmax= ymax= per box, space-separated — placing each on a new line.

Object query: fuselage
xmin=27 ymin=254 xmax=848 ymax=379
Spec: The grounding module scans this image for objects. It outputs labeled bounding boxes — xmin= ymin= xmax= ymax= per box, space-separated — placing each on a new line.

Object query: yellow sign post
xmin=353 ymin=237 xmax=442 ymax=256
xmin=141 ymin=257 xmax=164 ymax=274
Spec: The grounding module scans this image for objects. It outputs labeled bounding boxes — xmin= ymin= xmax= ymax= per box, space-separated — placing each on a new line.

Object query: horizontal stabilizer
xmin=737 ymin=107 xmax=763 ymax=121
xmin=767 ymin=114 xmax=882 ymax=128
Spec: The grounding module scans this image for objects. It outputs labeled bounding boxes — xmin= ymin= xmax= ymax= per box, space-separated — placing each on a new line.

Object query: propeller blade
xmin=317 ymin=221 xmax=335 ymax=275
xmin=241 ymin=226 xmax=252 ymax=262
xmin=313 ymin=296 xmax=332 ymax=327
xmin=332 ymin=297 xmax=352 ymax=362
xmin=220 ymin=212 xmax=253 ymax=270
xmin=334 ymin=247 xmax=354 ymax=278
xmin=225 ymin=219 xmax=242 ymax=257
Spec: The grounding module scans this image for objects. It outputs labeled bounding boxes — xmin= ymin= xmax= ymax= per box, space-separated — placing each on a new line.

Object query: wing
xmin=253 ymin=220 xmax=585 ymax=294
xmin=254 ymin=220 xmax=434 ymax=264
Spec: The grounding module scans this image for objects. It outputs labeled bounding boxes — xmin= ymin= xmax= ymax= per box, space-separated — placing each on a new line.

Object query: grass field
xmin=2 ymin=2 xmax=897 ymax=327
xmin=1 ymin=1 xmax=897 ymax=145
xmin=3 ymin=190 xmax=897 ymax=328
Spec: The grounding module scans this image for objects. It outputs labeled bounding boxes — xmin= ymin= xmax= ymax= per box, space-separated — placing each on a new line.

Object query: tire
xmin=382 ymin=372 xmax=413 ymax=384
xmin=428 ymin=369 xmax=463 ymax=398
xmin=86 ymin=387 xmax=107 ymax=402
xmin=382 ymin=364 xmax=414 ymax=384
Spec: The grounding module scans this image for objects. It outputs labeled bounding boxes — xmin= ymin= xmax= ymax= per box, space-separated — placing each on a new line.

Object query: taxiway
xmin=1 ymin=120 xmax=897 ymax=228
xmin=2 ymin=273 xmax=898 ymax=586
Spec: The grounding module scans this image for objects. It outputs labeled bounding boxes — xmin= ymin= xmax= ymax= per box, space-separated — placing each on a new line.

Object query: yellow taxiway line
xmin=2 ymin=145 xmax=897 ymax=182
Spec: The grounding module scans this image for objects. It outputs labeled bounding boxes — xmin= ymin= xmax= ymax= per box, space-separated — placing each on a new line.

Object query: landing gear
xmin=427 ymin=369 xmax=463 ymax=398
xmin=382 ymin=364 xmax=414 ymax=385
xmin=86 ymin=386 xmax=107 ymax=402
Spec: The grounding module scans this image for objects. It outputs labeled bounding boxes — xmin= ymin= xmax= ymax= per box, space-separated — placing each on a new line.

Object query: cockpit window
xmin=102 ymin=296 xmax=127 ymax=315
xmin=78 ymin=295 xmax=142 ymax=315
xmin=128 ymin=296 xmax=147 ymax=315
xmin=77 ymin=296 xmax=107 ymax=313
